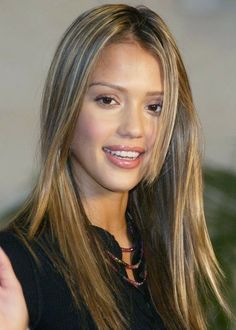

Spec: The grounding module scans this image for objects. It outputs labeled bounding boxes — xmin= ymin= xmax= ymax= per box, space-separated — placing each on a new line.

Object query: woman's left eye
xmin=146 ymin=103 xmax=163 ymax=114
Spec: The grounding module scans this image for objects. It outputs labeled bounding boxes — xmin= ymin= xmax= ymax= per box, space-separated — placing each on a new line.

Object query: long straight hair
xmin=10 ymin=4 xmax=229 ymax=329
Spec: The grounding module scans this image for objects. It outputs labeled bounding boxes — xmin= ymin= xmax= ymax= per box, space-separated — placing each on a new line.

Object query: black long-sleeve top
xmin=0 ymin=226 xmax=166 ymax=329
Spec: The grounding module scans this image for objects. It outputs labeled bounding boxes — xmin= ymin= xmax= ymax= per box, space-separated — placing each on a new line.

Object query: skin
xmin=71 ymin=41 xmax=163 ymax=240
xmin=0 ymin=41 xmax=163 ymax=327
xmin=71 ymin=41 xmax=163 ymax=279
xmin=0 ymin=248 xmax=28 ymax=330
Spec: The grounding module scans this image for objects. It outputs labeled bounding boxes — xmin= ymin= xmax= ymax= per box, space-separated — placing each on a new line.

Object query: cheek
xmin=72 ymin=113 xmax=111 ymax=148
xmin=148 ymin=130 xmax=156 ymax=151
xmin=145 ymin=120 xmax=158 ymax=151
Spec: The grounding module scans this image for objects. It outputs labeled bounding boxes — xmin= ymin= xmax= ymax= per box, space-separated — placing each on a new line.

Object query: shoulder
xmin=0 ymin=229 xmax=95 ymax=329
xmin=0 ymin=229 xmax=39 ymax=273
xmin=0 ymin=229 xmax=38 ymax=275
xmin=0 ymin=229 xmax=42 ymax=327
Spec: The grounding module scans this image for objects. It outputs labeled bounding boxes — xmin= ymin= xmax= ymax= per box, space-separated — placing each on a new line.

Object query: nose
xmin=117 ymin=105 xmax=144 ymax=139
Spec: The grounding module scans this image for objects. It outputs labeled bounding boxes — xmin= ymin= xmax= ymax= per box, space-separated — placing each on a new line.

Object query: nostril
xmin=117 ymin=112 xmax=143 ymax=138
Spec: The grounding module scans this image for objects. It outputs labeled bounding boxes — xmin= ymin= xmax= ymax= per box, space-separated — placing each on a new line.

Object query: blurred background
xmin=0 ymin=0 xmax=235 ymax=328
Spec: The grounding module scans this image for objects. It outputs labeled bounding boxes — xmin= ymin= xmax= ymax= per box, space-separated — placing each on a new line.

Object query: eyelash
xmin=145 ymin=103 xmax=163 ymax=114
xmin=95 ymin=96 xmax=118 ymax=106
xmin=94 ymin=95 xmax=163 ymax=114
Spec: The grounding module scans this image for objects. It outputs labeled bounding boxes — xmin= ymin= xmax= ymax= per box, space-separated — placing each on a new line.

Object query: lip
xmin=103 ymin=145 xmax=145 ymax=153
xmin=102 ymin=145 xmax=145 ymax=169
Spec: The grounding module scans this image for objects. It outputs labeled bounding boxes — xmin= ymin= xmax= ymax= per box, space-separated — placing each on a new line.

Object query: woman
xmin=0 ymin=4 xmax=229 ymax=330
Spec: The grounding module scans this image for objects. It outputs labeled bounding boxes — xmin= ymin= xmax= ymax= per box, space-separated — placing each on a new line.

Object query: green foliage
xmin=204 ymin=167 xmax=236 ymax=329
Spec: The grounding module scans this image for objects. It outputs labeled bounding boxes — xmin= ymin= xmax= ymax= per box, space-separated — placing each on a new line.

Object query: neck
xmin=81 ymin=190 xmax=129 ymax=237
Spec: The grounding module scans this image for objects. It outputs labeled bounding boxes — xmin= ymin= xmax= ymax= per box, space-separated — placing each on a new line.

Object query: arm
xmin=0 ymin=247 xmax=28 ymax=330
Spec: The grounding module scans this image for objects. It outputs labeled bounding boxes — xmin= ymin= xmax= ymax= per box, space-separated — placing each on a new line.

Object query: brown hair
xmin=9 ymin=4 xmax=229 ymax=329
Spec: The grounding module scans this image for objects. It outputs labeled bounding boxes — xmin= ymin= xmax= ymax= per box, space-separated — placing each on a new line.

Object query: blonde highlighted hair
xmin=9 ymin=4 xmax=229 ymax=329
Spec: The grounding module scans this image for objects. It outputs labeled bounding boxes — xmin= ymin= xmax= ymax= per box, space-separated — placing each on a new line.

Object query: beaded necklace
xmin=106 ymin=215 xmax=147 ymax=288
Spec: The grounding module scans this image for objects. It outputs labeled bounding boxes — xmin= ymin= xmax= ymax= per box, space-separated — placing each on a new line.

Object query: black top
xmin=0 ymin=225 xmax=166 ymax=330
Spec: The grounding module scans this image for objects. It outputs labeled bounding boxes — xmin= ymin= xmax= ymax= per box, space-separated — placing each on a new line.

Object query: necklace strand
xmin=106 ymin=241 xmax=144 ymax=270
xmin=110 ymin=263 xmax=147 ymax=288
xmin=105 ymin=216 xmax=147 ymax=287
xmin=120 ymin=245 xmax=136 ymax=253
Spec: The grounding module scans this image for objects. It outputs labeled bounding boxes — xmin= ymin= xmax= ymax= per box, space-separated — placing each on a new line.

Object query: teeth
xmin=104 ymin=148 xmax=140 ymax=159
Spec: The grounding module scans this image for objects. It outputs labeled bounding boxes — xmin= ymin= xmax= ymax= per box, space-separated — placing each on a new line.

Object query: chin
xmin=103 ymin=178 xmax=141 ymax=193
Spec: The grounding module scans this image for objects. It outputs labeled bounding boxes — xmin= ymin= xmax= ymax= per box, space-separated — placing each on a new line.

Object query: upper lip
xmin=103 ymin=145 xmax=145 ymax=153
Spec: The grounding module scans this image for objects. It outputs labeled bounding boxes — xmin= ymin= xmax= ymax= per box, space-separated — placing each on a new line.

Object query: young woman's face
xmin=71 ymin=42 xmax=163 ymax=195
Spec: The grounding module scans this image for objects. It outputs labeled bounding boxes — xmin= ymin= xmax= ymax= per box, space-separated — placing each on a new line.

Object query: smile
xmin=102 ymin=146 xmax=145 ymax=169
xmin=103 ymin=148 xmax=140 ymax=160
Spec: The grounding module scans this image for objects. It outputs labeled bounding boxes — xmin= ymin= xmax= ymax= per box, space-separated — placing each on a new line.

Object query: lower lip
xmin=104 ymin=150 xmax=143 ymax=169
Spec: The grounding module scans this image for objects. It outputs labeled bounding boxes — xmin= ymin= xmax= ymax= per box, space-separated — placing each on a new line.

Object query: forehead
xmin=88 ymin=42 xmax=163 ymax=91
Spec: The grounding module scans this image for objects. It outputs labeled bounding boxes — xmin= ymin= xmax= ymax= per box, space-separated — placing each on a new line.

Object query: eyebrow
xmin=88 ymin=81 xmax=164 ymax=96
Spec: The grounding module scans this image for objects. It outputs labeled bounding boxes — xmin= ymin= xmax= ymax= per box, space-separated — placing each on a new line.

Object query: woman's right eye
xmin=95 ymin=96 xmax=118 ymax=106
